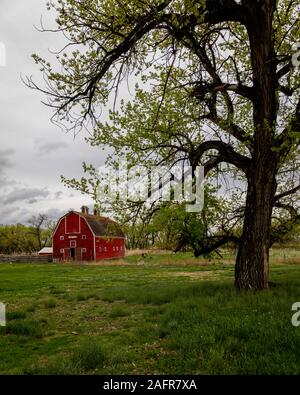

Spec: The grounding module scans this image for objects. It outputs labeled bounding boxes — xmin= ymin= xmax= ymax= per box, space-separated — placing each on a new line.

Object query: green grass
xmin=42 ymin=298 xmax=57 ymax=309
xmin=71 ymin=339 xmax=112 ymax=371
xmin=75 ymin=292 xmax=97 ymax=302
xmin=109 ymin=305 xmax=131 ymax=318
xmin=1 ymin=320 xmax=44 ymax=338
xmin=0 ymin=249 xmax=299 ymax=374
xmin=6 ymin=310 xmax=27 ymax=320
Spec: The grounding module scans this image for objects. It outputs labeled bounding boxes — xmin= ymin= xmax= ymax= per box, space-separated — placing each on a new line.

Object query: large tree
xmin=29 ymin=0 xmax=299 ymax=289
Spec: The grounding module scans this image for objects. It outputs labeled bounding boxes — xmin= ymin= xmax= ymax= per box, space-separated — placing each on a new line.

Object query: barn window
xmin=82 ymin=235 xmax=86 ymax=240
xmin=60 ymin=236 xmax=64 ymax=241
xmin=104 ymin=246 xmax=107 ymax=252
xmin=82 ymin=248 xmax=86 ymax=253
xmin=60 ymin=248 xmax=64 ymax=253
xmin=113 ymin=246 xmax=115 ymax=251
xmin=99 ymin=247 xmax=102 ymax=252
xmin=116 ymin=246 xmax=119 ymax=251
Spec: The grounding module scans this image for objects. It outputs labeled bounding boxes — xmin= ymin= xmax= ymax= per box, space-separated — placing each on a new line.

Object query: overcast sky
xmin=0 ymin=0 xmax=112 ymax=224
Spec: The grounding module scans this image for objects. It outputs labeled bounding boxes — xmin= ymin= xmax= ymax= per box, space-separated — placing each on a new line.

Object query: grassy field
xmin=0 ymin=249 xmax=299 ymax=375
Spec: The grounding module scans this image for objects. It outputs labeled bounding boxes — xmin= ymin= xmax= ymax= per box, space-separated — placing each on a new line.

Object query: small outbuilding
xmin=52 ymin=206 xmax=125 ymax=262
xmin=38 ymin=247 xmax=53 ymax=256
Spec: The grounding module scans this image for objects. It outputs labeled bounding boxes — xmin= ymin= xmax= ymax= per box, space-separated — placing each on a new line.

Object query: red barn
xmin=52 ymin=206 xmax=125 ymax=262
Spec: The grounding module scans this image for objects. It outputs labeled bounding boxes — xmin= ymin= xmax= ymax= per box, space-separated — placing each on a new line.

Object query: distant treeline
xmin=0 ymin=214 xmax=54 ymax=254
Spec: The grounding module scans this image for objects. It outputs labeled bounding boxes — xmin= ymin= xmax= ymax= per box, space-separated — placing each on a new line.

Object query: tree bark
xmin=235 ymin=160 xmax=277 ymax=290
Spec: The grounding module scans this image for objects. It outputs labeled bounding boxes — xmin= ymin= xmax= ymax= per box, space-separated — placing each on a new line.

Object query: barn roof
xmin=75 ymin=212 xmax=125 ymax=238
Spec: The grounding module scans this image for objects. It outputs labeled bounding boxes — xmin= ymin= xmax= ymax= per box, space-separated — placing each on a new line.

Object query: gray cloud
xmin=0 ymin=175 xmax=16 ymax=188
xmin=54 ymin=191 xmax=63 ymax=199
xmin=0 ymin=149 xmax=17 ymax=187
xmin=43 ymin=207 xmax=67 ymax=221
xmin=0 ymin=206 xmax=31 ymax=225
xmin=2 ymin=187 xmax=49 ymax=204
xmin=0 ymin=1 xmax=107 ymax=225
xmin=0 ymin=148 xmax=15 ymax=169
xmin=35 ymin=141 xmax=69 ymax=155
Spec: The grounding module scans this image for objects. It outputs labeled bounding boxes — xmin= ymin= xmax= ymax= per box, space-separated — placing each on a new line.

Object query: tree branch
xmin=204 ymin=0 xmax=248 ymax=24
xmin=273 ymin=185 xmax=300 ymax=202
xmin=191 ymin=81 xmax=254 ymax=102
xmin=193 ymin=234 xmax=240 ymax=257
xmin=193 ymin=140 xmax=252 ymax=173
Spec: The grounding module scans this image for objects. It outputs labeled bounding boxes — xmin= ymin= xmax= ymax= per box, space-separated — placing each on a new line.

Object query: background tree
xmin=0 ymin=224 xmax=35 ymax=254
xmin=28 ymin=214 xmax=54 ymax=250
xmin=28 ymin=0 xmax=300 ymax=290
xmin=0 ymin=215 xmax=53 ymax=254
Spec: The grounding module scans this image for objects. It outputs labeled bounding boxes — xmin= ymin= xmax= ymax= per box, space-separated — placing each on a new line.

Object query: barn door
xmin=70 ymin=248 xmax=76 ymax=260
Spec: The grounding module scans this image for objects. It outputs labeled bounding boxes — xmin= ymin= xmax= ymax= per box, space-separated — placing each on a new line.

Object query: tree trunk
xmin=234 ymin=1 xmax=278 ymax=290
xmin=235 ymin=162 xmax=277 ymax=290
